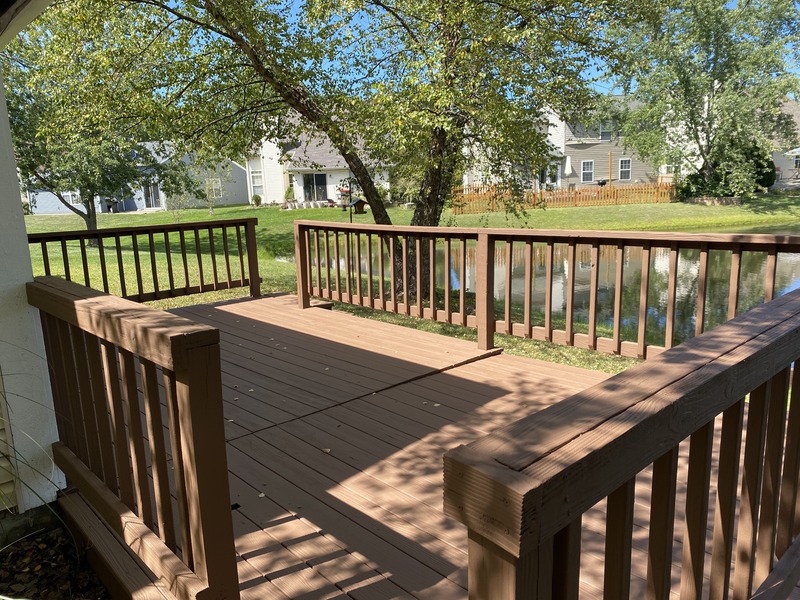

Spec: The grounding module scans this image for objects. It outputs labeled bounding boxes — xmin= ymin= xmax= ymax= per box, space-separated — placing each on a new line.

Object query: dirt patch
xmin=0 ymin=525 xmax=110 ymax=599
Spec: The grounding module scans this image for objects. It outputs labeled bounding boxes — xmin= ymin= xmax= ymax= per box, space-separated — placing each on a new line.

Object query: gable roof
xmin=283 ymin=134 xmax=348 ymax=171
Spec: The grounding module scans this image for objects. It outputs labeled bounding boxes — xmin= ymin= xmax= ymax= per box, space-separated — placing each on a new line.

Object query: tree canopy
xmin=609 ymin=0 xmax=800 ymax=197
xmin=7 ymin=0 xmax=651 ymax=227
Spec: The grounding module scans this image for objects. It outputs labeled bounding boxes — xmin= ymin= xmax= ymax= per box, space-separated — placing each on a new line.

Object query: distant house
xmin=246 ymin=134 xmax=390 ymax=206
xmin=26 ymin=154 xmax=249 ymax=215
xmin=771 ymin=100 xmax=800 ymax=188
xmin=463 ymin=109 xmax=659 ymax=190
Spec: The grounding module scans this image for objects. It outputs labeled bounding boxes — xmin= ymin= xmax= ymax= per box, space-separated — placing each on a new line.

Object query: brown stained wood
xmin=751 ymin=533 xmax=800 ymax=599
xmin=523 ymin=241 xmax=533 ymax=339
xmin=765 ymin=246 xmax=778 ymax=302
xmin=178 ymin=229 xmax=190 ymax=292
xmin=344 ymin=231 xmax=352 ymax=302
xmin=96 ymin=236 xmax=110 ymax=294
xmin=41 ymin=240 xmax=50 ymax=275
xmin=709 ymin=399 xmax=745 ymax=600
xmin=245 ymin=219 xmax=261 ymax=297
xmin=679 ymin=421 xmax=714 ymax=600
xmin=665 ymin=244 xmax=679 ymax=349
xmin=131 ymin=234 xmax=144 ymax=299
xmin=695 ymin=244 xmax=709 ymax=337
xmin=545 ymin=241 xmax=554 ymax=342
xmin=41 ymin=314 xmax=72 ymax=452
xmin=587 ymin=242 xmax=599 ymax=350
xmin=119 ymin=349 xmax=153 ymax=527
xmin=637 ymin=243 xmax=651 ymax=358
xmin=459 ymin=237 xmax=467 ymax=325
xmin=334 ymin=231 xmax=342 ymax=302
xmin=163 ymin=231 xmax=175 ymax=292
xmin=401 ymin=236 xmax=410 ymax=316
xmin=646 ymin=447 xmax=678 ymax=600
xmin=467 ymin=529 xmax=538 ymax=600
xmin=416 ymin=236 xmax=423 ymax=317
xmin=778 ymin=366 xmax=800 ymax=556
xmin=60 ymin=238 xmax=71 ymax=281
xmin=162 ymin=370 xmax=192 ymax=569
xmin=430 ymin=236 xmax=437 ymax=321
xmin=312 ymin=229 xmax=321 ymax=294
xmin=756 ymin=367 xmax=791 ymax=587
xmin=222 ymin=226 xmax=233 ymax=286
xmin=294 ymin=223 xmax=312 ymax=309
xmin=79 ymin=238 xmax=90 ymax=287
xmin=378 ymin=234 xmax=386 ymax=310
xmin=476 ymin=233 xmax=495 ymax=350
xmin=604 ymin=477 xmax=635 ymax=600
xmin=366 ymin=233 xmax=374 ymax=305
xmin=206 ymin=226 xmax=218 ymax=289
xmin=552 ymin=517 xmax=581 ymax=600
xmin=83 ymin=331 xmax=118 ymax=490
xmin=148 ymin=231 xmax=160 ymax=297
xmin=323 ymin=229 xmax=332 ymax=300
xmin=140 ymin=359 xmax=176 ymax=550
xmin=565 ymin=242 xmax=576 ymax=345
xmin=503 ymin=241 xmax=513 ymax=335
xmin=444 ymin=238 xmax=452 ymax=323
xmin=100 ymin=340 xmax=135 ymax=510
xmin=69 ymin=325 xmax=104 ymax=480
xmin=355 ymin=232 xmax=363 ymax=305
xmin=733 ymin=381 xmax=771 ymax=600
xmin=55 ymin=320 xmax=85 ymax=461
xmin=193 ymin=227 xmax=205 ymax=290
xmin=728 ymin=246 xmax=742 ymax=320
xmin=613 ymin=243 xmax=624 ymax=354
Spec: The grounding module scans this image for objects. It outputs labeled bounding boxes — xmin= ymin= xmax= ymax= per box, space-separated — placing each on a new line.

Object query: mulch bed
xmin=0 ymin=525 xmax=110 ymax=599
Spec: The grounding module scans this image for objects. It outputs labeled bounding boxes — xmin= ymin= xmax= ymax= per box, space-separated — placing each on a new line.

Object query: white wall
xmin=0 ymin=76 xmax=63 ymax=512
xmin=248 ymin=141 xmax=288 ymax=204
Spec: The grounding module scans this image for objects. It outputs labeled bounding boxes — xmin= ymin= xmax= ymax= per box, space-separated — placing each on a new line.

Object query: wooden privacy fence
xmin=28 ymin=218 xmax=261 ymax=302
xmin=294 ymin=221 xmax=800 ymax=358
xmin=443 ymin=288 xmax=800 ymax=600
xmin=27 ymin=276 xmax=239 ymax=599
xmin=451 ymin=182 xmax=675 ymax=214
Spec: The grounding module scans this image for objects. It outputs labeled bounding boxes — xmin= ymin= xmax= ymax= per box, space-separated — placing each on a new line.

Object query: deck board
xmin=174 ymin=295 xmax=614 ymax=598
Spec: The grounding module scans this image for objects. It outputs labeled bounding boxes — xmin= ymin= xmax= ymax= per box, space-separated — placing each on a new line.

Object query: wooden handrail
xmin=28 ymin=218 xmax=261 ymax=302
xmin=294 ymin=221 xmax=800 ymax=358
xmin=443 ymin=289 xmax=800 ymax=598
xmin=28 ymin=276 xmax=239 ymax=599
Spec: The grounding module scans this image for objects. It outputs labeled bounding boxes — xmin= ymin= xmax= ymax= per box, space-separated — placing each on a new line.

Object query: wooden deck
xmin=171 ymin=295 xmax=609 ymax=599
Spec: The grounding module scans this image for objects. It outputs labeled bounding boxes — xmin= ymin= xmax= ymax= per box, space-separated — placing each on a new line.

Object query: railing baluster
xmin=40 ymin=240 xmax=51 ymax=275
xmin=587 ymin=241 xmax=599 ymax=350
xmin=459 ymin=237 xmax=467 ymax=325
xmin=552 ymin=517 xmax=581 ymax=600
xmin=544 ymin=240 xmax=554 ymax=342
xmin=324 ymin=229 xmax=332 ymax=300
xmin=709 ymin=399 xmax=745 ymax=600
xmin=70 ymin=325 xmax=103 ymax=478
xmin=100 ymin=340 xmax=134 ymax=509
xmin=646 ymin=447 xmax=678 ymax=600
xmin=235 ymin=225 xmax=245 ymax=285
xmin=565 ymin=241 xmax=576 ymax=345
xmin=193 ymin=227 xmax=204 ymax=291
xmin=79 ymin=238 xmax=90 ymax=287
xmin=334 ymin=231 xmax=342 ymax=301
xmin=366 ymin=233 xmax=373 ymax=307
xmin=604 ymin=477 xmax=635 ymax=599
xmin=221 ymin=225 xmax=232 ymax=287
xmin=476 ymin=232 xmax=495 ymax=350
xmin=295 ymin=223 xmax=311 ymax=308
xmin=733 ymin=381 xmax=771 ymax=599
xmin=695 ymin=243 xmax=709 ymax=336
xmin=523 ymin=240 xmax=533 ymax=339
xmin=131 ymin=234 xmax=144 ymax=300
xmin=613 ymin=243 xmax=624 ymax=354
xmin=148 ymin=231 xmax=160 ymax=298
xmin=179 ymin=228 xmax=190 ymax=292
xmin=114 ymin=234 xmax=127 ymax=299
xmin=444 ymin=237 xmax=452 ymax=323
xmin=728 ymin=244 xmax=742 ymax=319
xmin=163 ymin=231 xmax=175 ymax=292
xmin=402 ymin=236 xmax=409 ymax=315
xmin=344 ymin=231 xmax=352 ymax=302
xmin=415 ymin=236 xmax=423 ymax=318
xmin=765 ymin=245 xmax=778 ymax=302
xmin=245 ymin=219 xmax=260 ymax=297
xmin=665 ymin=243 xmax=678 ymax=349
xmin=679 ymin=421 xmax=714 ymax=598
xmin=429 ymin=236 xmax=436 ymax=321
xmin=354 ymin=232 xmax=362 ymax=305
xmin=141 ymin=359 xmax=176 ymax=550
xmin=378 ymin=234 xmax=386 ymax=310
xmin=314 ymin=229 xmax=322 ymax=295
xmin=778 ymin=365 xmax=800 ymax=556
xmin=389 ymin=234 xmax=397 ymax=311
xmin=637 ymin=243 xmax=651 ymax=358
xmin=503 ymin=241 xmax=512 ymax=335
xmin=208 ymin=226 xmax=219 ymax=290
xmin=83 ymin=331 xmax=118 ymax=490
xmin=755 ymin=367 xmax=791 ymax=586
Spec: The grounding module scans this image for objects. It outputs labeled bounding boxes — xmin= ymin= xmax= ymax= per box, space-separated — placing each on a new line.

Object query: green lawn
xmin=24 ymin=194 xmax=800 ymax=373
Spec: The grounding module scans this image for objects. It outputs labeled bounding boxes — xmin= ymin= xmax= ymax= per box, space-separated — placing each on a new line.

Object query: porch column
xmin=0 ymin=70 xmax=64 ymax=511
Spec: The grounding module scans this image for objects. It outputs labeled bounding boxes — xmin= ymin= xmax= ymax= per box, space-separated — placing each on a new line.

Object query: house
xmin=771 ymin=100 xmax=800 ymax=188
xmin=246 ymin=133 xmax=390 ymax=206
xmin=26 ymin=153 xmax=249 ymax=215
xmin=463 ymin=108 xmax=659 ymax=190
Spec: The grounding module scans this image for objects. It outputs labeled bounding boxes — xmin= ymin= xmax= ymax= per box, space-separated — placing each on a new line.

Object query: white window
xmin=63 ymin=191 xmax=81 ymax=205
xmin=599 ymin=123 xmax=613 ymax=141
xmin=795 ymin=157 xmax=800 ymax=170
xmin=250 ymin=170 xmax=264 ymax=196
xmin=581 ymin=160 xmax=594 ymax=183
xmin=206 ymin=178 xmax=222 ymax=199
xmin=619 ymin=158 xmax=632 ymax=181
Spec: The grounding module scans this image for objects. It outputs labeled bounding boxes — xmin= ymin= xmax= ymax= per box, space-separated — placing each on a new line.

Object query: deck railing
xmin=444 ymin=289 xmax=800 ymax=599
xmin=451 ymin=182 xmax=675 ymax=214
xmin=27 ymin=276 xmax=239 ymax=599
xmin=294 ymin=221 xmax=800 ymax=358
xmin=28 ymin=218 xmax=261 ymax=302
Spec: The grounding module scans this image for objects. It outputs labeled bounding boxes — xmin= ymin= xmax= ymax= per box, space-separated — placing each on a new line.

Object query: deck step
xmin=59 ymin=491 xmax=176 ymax=600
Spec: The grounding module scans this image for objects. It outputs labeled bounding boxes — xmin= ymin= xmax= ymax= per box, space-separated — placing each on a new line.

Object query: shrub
xmin=251 ymin=194 xmax=262 ymax=207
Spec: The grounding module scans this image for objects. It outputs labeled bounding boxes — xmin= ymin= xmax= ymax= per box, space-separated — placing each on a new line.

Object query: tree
xmin=3 ymin=4 xmax=206 ymax=230
xmin=609 ymin=0 xmax=800 ymax=197
xmin=14 ymin=0 xmax=648 ymax=230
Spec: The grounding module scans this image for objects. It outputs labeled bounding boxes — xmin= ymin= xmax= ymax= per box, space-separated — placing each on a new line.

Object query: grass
xmin=23 ymin=193 xmax=800 ymax=374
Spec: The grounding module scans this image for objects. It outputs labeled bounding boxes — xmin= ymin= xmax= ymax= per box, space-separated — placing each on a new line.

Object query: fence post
xmin=245 ymin=219 xmax=261 ymax=297
xmin=295 ymin=222 xmax=311 ymax=309
xmin=476 ymin=232 xmax=495 ymax=350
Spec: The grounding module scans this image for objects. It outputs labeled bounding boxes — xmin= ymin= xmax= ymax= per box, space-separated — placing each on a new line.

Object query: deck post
xmin=245 ymin=219 xmax=261 ymax=297
xmin=476 ymin=232 xmax=495 ymax=350
xmin=295 ymin=222 xmax=312 ymax=309
xmin=467 ymin=531 xmax=542 ymax=600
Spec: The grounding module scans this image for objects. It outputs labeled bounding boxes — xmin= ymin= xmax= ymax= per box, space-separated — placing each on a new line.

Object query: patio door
xmin=303 ymin=173 xmax=327 ymax=202
xmin=143 ymin=182 xmax=161 ymax=208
